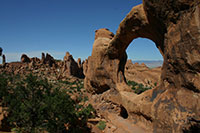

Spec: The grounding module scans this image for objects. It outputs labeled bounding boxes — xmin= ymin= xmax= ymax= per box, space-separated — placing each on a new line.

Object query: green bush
xmin=0 ymin=73 xmax=95 ymax=132
xmin=97 ymin=121 xmax=106 ymax=130
xmin=127 ymin=80 xmax=152 ymax=94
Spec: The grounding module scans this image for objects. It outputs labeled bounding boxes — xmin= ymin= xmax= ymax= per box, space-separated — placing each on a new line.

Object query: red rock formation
xmin=0 ymin=47 xmax=2 ymax=56
xmin=61 ymin=52 xmax=84 ymax=78
xmin=41 ymin=52 xmax=45 ymax=64
xmin=21 ymin=54 xmax=31 ymax=63
xmin=85 ymin=0 xmax=200 ymax=132
xmin=2 ymin=55 xmax=6 ymax=65
xmin=44 ymin=53 xmax=55 ymax=67
xmin=38 ymin=53 xmax=56 ymax=67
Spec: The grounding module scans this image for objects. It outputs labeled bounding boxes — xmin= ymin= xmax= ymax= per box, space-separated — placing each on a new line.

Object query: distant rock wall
xmin=19 ymin=52 xmax=84 ymax=79
xmin=84 ymin=0 xmax=200 ymax=132
xmin=125 ymin=60 xmax=161 ymax=87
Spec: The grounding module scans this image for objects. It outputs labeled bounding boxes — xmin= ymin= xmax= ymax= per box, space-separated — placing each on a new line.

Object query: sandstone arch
xmin=85 ymin=0 xmax=200 ymax=132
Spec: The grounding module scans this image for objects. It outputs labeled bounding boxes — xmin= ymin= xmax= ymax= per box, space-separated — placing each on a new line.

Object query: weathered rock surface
xmin=85 ymin=0 xmax=200 ymax=132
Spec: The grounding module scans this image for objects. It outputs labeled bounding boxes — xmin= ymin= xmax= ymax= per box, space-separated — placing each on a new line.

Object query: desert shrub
xmin=0 ymin=73 xmax=95 ymax=132
xmin=127 ymin=80 xmax=152 ymax=94
xmin=97 ymin=121 xmax=106 ymax=130
xmin=127 ymin=80 xmax=138 ymax=88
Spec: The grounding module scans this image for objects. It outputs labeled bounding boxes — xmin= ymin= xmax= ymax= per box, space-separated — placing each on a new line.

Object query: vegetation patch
xmin=0 ymin=73 xmax=95 ymax=132
xmin=97 ymin=121 xmax=106 ymax=130
xmin=127 ymin=80 xmax=152 ymax=94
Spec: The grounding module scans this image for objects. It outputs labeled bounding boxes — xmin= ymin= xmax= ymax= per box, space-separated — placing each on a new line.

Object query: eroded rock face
xmin=85 ymin=1 xmax=200 ymax=132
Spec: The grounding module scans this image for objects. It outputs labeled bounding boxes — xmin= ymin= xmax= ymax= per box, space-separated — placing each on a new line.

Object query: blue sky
xmin=0 ymin=0 xmax=163 ymax=62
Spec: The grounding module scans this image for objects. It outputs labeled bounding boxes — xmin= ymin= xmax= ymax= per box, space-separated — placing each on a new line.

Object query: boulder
xmin=84 ymin=0 xmax=200 ymax=132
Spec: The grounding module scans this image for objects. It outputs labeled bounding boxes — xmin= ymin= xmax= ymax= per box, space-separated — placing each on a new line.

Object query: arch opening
xmin=125 ymin=38 xmax=163 ymax=94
